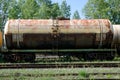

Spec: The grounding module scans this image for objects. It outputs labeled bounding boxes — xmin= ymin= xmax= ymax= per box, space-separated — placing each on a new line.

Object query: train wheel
xmin=63 ymin=55 xmax=71 ymax=61
xmin=75 ymin=54 xmax=84 ymax=61
xmin=3 ymin=53 xmax=35 ymax=63
xmin=12 ymin=54 xmax=21 ymax=62
xmin=97 ymin=52 xmax=115 ymax=61
xmin=23 ymin=54 xmax=35 ymax=63
xmin=3 ymin=53 xmax=21 ymax=62
xmin=84 ymin=52 xmax=115 ymax=61
xmin=84 ymin=53 xmax=97 ymax=61
xmin=106 ymin=52 xmax=115 ymax=60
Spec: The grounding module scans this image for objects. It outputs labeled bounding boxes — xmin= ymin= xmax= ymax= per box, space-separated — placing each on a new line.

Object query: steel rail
xmin=0 ymin=62 xmax=119 ymax=69
xmin=7 ymin=49 xmax=116 ymax=53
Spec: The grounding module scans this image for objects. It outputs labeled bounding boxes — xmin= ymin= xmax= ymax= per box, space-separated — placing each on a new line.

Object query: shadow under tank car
xmin=0 ymin=19 xmax=120 ymax=62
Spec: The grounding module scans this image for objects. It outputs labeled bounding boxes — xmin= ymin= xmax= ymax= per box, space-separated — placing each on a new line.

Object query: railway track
xmin=0 ymin=61 xmax=120 ymax=69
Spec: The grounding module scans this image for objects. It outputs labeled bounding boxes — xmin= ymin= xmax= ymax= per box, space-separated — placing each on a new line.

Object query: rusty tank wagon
xmin=0 ymin=19 xmax=120 ymax=62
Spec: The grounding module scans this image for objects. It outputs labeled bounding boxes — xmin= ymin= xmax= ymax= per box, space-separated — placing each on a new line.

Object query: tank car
xmin=0 ymin=19 xmax=119 ymax=62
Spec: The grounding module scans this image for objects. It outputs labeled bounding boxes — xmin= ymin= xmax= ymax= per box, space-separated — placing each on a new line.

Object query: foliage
xmin=83 ymin=0 xmax=120 ymax=24
xmin=34 ymin=0 xmax=52 ymax=19
xmin=0 ymin=0 xmax=11 ymax=28
xmin=79 ymin=71 xmax=88 ymax=77
xmin=21 ymin=0 xmax=39 ymax=19
xmin=8 ymin=0 xmax=22 ymax=19
xmin=72 ymin=10 xmax=80 ymax=19
xmin=51 ymin=3 xmax=61 ymax=19
xmin=83 ymin=0 xmax=109 ymax=19
xmin=60 ymin=0 xmax=71 ymax=19
xmin=106 ymin=0 xmax=120 ymax=24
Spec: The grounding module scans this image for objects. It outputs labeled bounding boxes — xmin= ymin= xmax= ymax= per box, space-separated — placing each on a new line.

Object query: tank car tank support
xmin=84 ymin=51 xmax=115 ymax=61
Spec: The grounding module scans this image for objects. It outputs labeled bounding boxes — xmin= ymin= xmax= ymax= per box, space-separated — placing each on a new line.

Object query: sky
xmin=52 ymin=0 xmax=88 ymax=19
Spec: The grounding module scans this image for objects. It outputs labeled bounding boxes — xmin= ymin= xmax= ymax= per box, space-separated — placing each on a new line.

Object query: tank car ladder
xmin=51 ymin=19 xmax=60 ymax=54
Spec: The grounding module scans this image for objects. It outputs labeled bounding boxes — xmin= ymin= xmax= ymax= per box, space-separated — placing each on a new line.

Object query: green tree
xmin=83 ymin=0 xmax=109 ymax=19
xmin=21 ymin=0 xmax=39 ymax=19
xmin=72 ymin=10 xmax=80 ymax=19
xmin=107 ymin=0 xmax=120 ymax=24
xmin=83 ymin=0 xmax=120 ymax=24
xmin=34 ymin=0 xmax=61 ymax=19
xmin=60 ymin=0 xmax=71 ymax=19
xmin=0 ymin=0 xmax=10 ymax=15
xmin=0 ymin=0 xmax=12 ymax=29
xmin=8 ymin=0 xmax=22 ymax=19
xmin=51 ymin=3 xmax=61 ymax=19
xmin=35 ymin=0 xmax=51 ymax=19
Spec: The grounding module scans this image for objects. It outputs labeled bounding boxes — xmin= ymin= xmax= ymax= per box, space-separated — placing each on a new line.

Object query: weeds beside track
xmin=0 ymin=68 xmax=120 ymax=80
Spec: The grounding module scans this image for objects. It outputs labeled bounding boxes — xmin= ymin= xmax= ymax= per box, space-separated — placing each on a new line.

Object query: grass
xmin=114 ymin=56 xmax=120 ymax=61
xmin=0 ymin=68 xmax=119 ymax=80
xmin=79 ymin=70 xmax=88 ymax=78
xmin=0 ymin=77 xmax=56 ymax=80
xmin=0 ymin=68 xmax=120 ymax=74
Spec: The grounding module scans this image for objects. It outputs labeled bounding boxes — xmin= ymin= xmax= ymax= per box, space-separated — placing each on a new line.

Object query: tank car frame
xmin=0 ymin=19 xmax=120 ymax=62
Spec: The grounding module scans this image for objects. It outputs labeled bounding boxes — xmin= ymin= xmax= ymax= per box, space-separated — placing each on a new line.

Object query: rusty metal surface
xmin=5 ymin=19 xmax=111 ymax=34
xmin=4 ymin=19 xmax=113 ymax=49
xmin=112 ymin=25 xmax=120 ymax=45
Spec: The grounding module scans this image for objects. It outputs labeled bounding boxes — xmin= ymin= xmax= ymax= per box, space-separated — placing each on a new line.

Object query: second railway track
xmin=0 ymin=61 xmax=120 ymax=69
